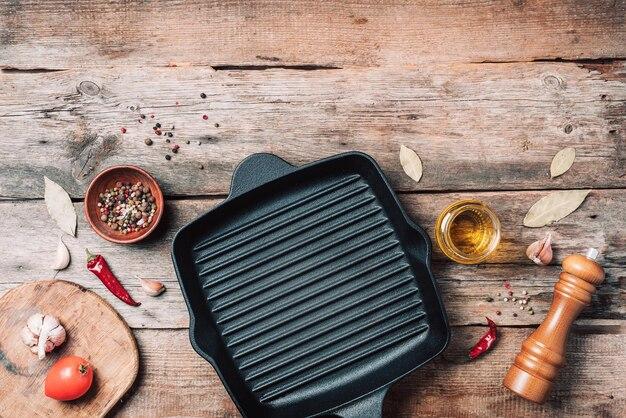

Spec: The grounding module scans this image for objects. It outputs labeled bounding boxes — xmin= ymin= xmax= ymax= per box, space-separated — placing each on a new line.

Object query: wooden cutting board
xmin=0 ymin=280 xmax=139 ymax=417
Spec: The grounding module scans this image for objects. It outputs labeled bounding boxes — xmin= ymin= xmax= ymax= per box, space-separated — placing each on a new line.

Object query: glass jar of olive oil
xmin=435 ymin=199 xmax=501 ymax=264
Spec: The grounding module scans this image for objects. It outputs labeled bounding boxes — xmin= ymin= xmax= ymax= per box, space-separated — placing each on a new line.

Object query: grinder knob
xmin=502 ymin=248 xmax=605 ymax=403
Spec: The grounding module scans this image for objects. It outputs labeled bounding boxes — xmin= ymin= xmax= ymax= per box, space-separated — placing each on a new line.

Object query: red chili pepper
xmin=86 ymin=249 xmax=141 ymax=306
xmin=469 ymin=317 xmax=497 ymax=359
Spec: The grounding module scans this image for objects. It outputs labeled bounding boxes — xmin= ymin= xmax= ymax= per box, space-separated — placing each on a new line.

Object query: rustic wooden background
xmin=0 ymin=0 xmax=624 ymax=416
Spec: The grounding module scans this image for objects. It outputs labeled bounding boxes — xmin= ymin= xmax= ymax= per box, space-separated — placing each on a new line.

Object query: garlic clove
xmin=48 ymin=325 xmax=67 ymax=347
xmin=20 ymin=326 xmax=38 ymax=347
xmin=526 ymin=232 xmax=553 ymax=266
xmin=52 ymin=237 xmax=71 ymax=270
xmin=138 ymin=277 xmax=166 ymax=297
xmin=37 ymin=315 xmax=60 ymax=360
xmin=26 ymin=313 xmax=44 ymax=336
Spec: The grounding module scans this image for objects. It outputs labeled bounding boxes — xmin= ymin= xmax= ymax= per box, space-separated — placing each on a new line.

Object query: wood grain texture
xmin=0 ymin=63 xmax=624 ymax=198
xmin=0 ymin=190 xmax=622 ymax=328
xmin=0 ymin=0 xmax=624 ymax=68
xmin=1 ymin=1 xmax=624 ymax=416
xmin=107 ymin=327 xmax=625 ymax=417
xmin=0 ymin=280 xmax=138 ymax=417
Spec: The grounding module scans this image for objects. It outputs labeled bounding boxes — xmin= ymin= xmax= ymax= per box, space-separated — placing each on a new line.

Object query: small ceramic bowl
xmin=84 ymin=165 xmax=164 ymax=244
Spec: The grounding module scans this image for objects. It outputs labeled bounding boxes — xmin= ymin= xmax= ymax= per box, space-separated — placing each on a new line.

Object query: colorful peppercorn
xmin=97 ymin=181 xmax=157 ymax=234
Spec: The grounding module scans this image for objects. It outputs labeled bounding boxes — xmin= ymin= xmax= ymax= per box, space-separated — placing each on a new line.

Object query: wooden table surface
xmin=1 ymin=1 xmax=624 ymax=416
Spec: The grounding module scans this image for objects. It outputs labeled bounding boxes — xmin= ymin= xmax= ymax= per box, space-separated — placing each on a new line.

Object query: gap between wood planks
xmin=2 ymin=185 xmax=625 ymax=202
xmin=2 ymin=57 xmax=625 ymax=74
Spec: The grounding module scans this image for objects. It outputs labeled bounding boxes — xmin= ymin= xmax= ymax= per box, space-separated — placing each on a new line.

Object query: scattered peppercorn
xmin=197 ymin=141 xmax=202 ymax=145
xmin=144 ymin=138 xmax=153 ymax=146
xmin=496 ymin=311 xmax=501 ymax=316
xmin=121 ymin=127 xmax=127 ymax=134
xmin=165 ymin=154 xmax=171 ymax=160
xmin=167 ymin=132 xmax=173 ymax=138
xmin=215 ymin=123 xmax=219 ymax=127
xmin=186 ymin=140 xmax=190 ymax=144
xmin=486 ymin=297 xmax=494 ymax=302
xmin=513 ymin=313 xmax=518 ymax=317
xmin=150 ymin=114 xmax=155 ymax=118
xmin=140 ymin=114 xmax=146 ymax=119
xmin=200 ymin=93 xmax=207 ymax=99
xmin=199 ymin=164 xmax=204 ymax=170
xmin=172 ymin=144 xmax=180 ymax=153
xmin=155 ymin=129 xmax=162 ymax=136
xmin=508 ymin=291 xmax=513 ymax=296
xmin=155 ymin=123 xmax=161 ymax=128
xmin=202 ymin=114 xmax=208 ymax=120
xmin=165 ymin=138 xmax=171 ymax=143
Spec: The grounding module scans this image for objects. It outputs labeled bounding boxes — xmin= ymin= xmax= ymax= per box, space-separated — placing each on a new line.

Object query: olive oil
xmin=435 ymin=200 xmax=501 ymax=264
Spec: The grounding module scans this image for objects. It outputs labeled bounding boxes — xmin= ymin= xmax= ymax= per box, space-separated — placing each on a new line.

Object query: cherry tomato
xmin=44 ymin=356 xmax=94 ymax=401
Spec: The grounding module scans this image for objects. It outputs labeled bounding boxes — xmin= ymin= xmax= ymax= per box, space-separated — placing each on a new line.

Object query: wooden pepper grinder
xmin=503 ymin=248 xmax=605 ymax=404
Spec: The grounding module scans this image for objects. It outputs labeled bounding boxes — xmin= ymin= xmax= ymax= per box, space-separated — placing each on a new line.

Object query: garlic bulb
xmin=52 ymin=237 xmax=71 ymax=270
xmin=138 ymin=277 xmax=166 ymax=297
xmin=526 ymin=233 xmax=553 ymax=266
xmin=21 ymin=313 xmax=66 ymax=359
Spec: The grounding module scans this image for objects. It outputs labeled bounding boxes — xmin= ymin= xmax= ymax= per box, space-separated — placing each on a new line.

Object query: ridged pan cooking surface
xmin=172 ymin=152 xmax=448 ymax=418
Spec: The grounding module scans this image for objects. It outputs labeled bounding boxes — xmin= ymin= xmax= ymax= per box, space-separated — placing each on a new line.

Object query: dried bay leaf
xmin=523 ymin=190 xmax=590 ymax=227
xmin=399 ymin=145 xmax=423 ymax=183
xmin=550 ymin=147 xmax=576 ymax=178
xmin=44 ymin=177 xmax=76 ymax=236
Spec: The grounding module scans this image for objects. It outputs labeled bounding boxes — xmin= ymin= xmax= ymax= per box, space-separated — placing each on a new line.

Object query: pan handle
xmin=229 ymin=153 xmax=297 ymax=198
xmin=331 ymin=387 xmax=388 ymax=418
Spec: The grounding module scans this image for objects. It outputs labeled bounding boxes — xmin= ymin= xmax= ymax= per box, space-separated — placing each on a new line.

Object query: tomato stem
xmin=79 ymin=364 xmax=88 ymax=375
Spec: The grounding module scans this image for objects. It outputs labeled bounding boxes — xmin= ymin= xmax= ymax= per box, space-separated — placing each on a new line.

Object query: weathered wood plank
xmin=1 ymin=264 xmax=622 ymax=330
xmin=0 ymin=63 xmax=624 ymax=198
xmin=1 ymin=0 xmax=624 ymax=68
xmin=110 ymin=327 xmax=625 ymax=417
xmin=1 ymin=190 xmax=621 ymax=269
xmin=1 ymin=189 xmax=622 ymax=328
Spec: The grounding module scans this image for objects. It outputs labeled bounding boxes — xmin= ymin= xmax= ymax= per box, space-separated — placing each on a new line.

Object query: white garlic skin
xmin=138 ymin=277 xmax=166 ymax=297
xmin=31 ymin=340 xmax=54 ymax=354
xmin=52 ymin=237 xmax=71 ymax=270
xmin=26 ymin=313 xmax=44 ymax=336
xmin=21 ymin=313 xmax=66 ymax=359
xmin=526 ymin=233 xmax=553 ymax=266
xmin=47 ymin=325 xmax=66 ymax=346
xmin=20 ymin=326 xmax=38 ymax=346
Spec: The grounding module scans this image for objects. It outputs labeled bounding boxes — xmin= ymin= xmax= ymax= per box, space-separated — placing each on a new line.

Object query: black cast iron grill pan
xmin=172 ymin=152 xmax=449 ymax=417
